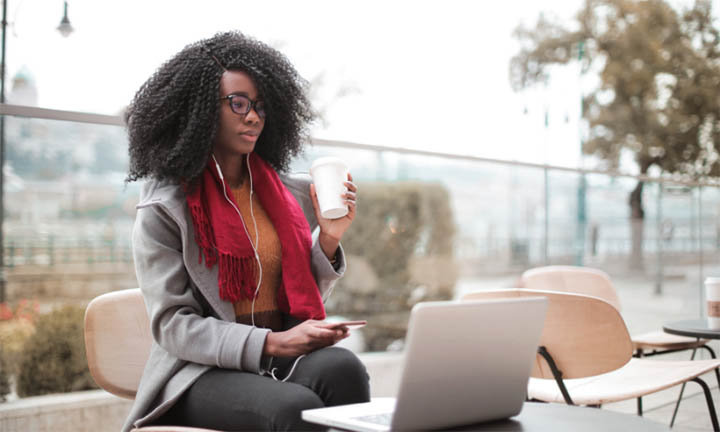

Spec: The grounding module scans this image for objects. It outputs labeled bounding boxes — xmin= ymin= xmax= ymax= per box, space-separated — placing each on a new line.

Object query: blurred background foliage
xmin=326 ymin=181 xmax=458 ymax=351
xmin=511 ymin=0 xmax=720 ymax=269
xmin=12 ymin=305 xmax=97 ymax=397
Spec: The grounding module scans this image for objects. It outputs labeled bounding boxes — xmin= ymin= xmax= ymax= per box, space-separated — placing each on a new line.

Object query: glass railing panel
xmin=296 ymin=146 xmax=549 ymax=349
xmin=544 ymin=170 xmax=583 ymax=265
xmin=4 ymin=115 xmax=136 ymax=305
xmin=538 ymin=171 xmax=710 ymax=335
xmin=4 ymin=114 xmax=720 ymax=365
xmin=700 ymin=185 xmax=720 ymax=280
xmin=583 ymin=174 xmax=636 ymax=264
xmin=296 ymin=145 xmax=551 ymax=277
xmin=6 ymin=119 xmax=719 ymax=340
xmin=700 ymin=186 xmax=720 ymax=322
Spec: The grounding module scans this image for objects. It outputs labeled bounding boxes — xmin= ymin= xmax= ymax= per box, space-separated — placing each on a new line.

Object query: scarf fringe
xmin=188 ymin=201 xmax=218 ymax=268
xmin=218 ymin=252 xmax=257 ymax=302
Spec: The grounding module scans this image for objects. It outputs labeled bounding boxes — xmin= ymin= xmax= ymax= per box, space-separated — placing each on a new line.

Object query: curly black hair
xmin=125 ymin=31 xmax=315 ymax=185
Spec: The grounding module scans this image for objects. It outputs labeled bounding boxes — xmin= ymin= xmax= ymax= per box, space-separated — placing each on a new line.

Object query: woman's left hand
xmin=310 ymin=172 xmax=357 ymax=260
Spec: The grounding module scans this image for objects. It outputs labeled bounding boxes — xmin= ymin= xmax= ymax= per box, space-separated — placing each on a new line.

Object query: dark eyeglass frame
xmin=219 ymin=94 xmax=266 ymax=118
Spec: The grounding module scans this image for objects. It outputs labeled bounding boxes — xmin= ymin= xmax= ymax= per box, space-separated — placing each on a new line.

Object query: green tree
xmin=511 ymin=0 xmax=720 ymax=270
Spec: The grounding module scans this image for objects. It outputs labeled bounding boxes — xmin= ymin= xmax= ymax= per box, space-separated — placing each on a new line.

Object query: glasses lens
xmin=229 ymin=95 xmax=251 ymax=115
xmin=255 ymin=101 xmax=266 ymax=118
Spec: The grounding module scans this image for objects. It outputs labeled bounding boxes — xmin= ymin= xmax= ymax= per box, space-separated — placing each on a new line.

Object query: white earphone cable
xmin=211 ymin=153 xmax=263 ymax=328
xmin=266 ymin=354 xmax=307 ymax=382
xmin=246 ymin=154 xmax=263 ymax=327
xmin=211 ymin=153 xmax=305 ymax=382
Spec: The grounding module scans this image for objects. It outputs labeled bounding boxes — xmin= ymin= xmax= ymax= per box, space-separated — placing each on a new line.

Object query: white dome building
xmin=8 ymin=66 xmax=38 ymax=106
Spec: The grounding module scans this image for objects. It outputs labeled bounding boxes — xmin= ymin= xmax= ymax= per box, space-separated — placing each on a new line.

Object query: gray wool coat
xmin=122 ymin=173 xmax=346 ymax=432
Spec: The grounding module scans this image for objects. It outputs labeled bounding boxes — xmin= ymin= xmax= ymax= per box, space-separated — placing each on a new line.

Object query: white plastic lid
xmin=310 ymin=157 xmax=349 ymax=174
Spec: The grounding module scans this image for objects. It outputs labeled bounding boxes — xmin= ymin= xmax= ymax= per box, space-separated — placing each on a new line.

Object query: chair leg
xmin=698 ymin=345 xmax=720 ymax=389
xmin=691 ymin=377 xmax=720 ymax=432
xmin=636 ymin=349 xmax=643 ymax=416
xmin=670 ymin=347 xmax=699 ymax=427
xmin=700 ymin=344 xmax=717 ymax=359
xmin=537 ymin=346 xmax=575 ymax=405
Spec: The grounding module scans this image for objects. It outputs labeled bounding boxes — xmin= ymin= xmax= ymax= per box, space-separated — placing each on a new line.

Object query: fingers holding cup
xmin=310 ymin=157 xmax=350 ymax=220
xmin=344 ymin=173 xmax=357 ymax=217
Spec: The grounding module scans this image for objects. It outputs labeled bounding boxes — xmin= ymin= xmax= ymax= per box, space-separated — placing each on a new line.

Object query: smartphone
xmin=327 ymin=320 xmax=367 ymax=330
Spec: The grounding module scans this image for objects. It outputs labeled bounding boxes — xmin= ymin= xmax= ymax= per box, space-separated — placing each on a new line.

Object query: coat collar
xmin=134 ymin=173 xmax=312 ymax=323
xmin=137 ymin=179 xmax=236 ymax=322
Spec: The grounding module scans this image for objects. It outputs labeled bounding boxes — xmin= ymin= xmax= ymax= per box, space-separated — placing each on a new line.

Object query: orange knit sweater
xmin=230 ymin=180 xmax=283 ymax=331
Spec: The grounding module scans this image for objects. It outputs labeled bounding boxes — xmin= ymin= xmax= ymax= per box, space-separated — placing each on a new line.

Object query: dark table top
xmin=663 ymin=319 xmax=720 ymax=339
xmin=328 ymin=403 xmax=671 ymax=431
xmin=451 ymin=403 xmax=671 ymax=431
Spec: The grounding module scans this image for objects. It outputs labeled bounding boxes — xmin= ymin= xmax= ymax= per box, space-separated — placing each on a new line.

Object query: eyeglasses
xmin=220 ymin=94 xmax=266 ymax=118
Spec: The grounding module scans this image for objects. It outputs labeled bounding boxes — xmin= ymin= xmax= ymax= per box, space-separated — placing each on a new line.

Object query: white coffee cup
xmin=706 ymin=277 xmax=720 ymax=330
xmin=310 ymin=157 xmax=349 ymax=219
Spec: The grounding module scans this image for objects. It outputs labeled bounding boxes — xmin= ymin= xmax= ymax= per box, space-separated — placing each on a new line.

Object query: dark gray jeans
xmin=150 ymin=346 xmax=370 ymax=431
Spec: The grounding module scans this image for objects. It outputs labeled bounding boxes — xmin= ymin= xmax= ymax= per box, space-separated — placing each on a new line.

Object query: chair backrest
xmin=461 ymin=289 xmax=633 ymax=379
xmin=84 ymin=288 xmax=152 ymax=399
xmin=521 ymin=266 xmax=622 ymax=312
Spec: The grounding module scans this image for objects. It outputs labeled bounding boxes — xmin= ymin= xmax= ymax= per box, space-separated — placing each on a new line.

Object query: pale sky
xmin=9 ymin=0 xmax=594 ymax=167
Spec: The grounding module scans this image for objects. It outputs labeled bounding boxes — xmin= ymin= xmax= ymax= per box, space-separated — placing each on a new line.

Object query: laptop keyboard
xmin=354 ymin=412 xmax=393 ymax=426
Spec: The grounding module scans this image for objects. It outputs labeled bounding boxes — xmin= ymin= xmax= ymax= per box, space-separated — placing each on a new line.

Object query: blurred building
xmin=8 ymin=66 xmax=39 ymax=106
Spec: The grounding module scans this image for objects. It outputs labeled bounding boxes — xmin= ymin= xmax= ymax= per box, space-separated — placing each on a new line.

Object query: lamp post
xmin=0 ymin=0 xmax=7 ymax=303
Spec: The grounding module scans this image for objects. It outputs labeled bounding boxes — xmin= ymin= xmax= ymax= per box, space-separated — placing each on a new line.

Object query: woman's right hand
xmin=263 ymin=320 xmax=349 ymax=357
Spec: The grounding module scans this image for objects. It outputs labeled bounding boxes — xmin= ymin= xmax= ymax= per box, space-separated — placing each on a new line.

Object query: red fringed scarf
xmin=185 ymin=154 xmax=326 ymax=320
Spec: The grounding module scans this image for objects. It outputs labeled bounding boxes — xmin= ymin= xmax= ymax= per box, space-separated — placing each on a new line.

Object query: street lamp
xmin=57 ymin=1 xmax=74 ymax=38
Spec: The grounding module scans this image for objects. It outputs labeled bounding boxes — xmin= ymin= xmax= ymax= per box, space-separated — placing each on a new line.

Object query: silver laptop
xmin=302 ymin=297 xmax=547 ymax=431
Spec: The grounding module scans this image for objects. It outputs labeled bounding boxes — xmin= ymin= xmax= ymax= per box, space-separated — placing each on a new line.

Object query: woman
xmin=122 ymin=31 xmax=370 ymax=431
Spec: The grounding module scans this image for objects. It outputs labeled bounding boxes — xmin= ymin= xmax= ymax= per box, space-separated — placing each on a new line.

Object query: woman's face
xmin=213 ymin=70 xmax=265 ymax=158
